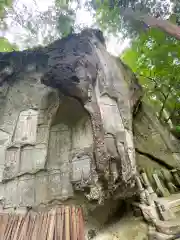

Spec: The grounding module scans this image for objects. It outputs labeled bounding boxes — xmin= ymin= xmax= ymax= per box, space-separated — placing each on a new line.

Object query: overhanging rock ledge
xmin=0 ymin=28 xmax=180 ymax=240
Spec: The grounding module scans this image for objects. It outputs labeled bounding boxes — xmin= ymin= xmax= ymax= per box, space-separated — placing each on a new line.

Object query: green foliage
xmin=0 ymin=37 xmax=18 ymax=52
xmin=55 ymin=0 xmax=75 ymax=37
xmin=57 ymin=9 xmax=75 ymax=37
xmin=0 ymin=0 xmax=13 ymax=19
xmin=3 ymin=1 xmax=76 ymax=49
xmin=95 ymin=0 xmax=123 ymax=36
xmin=175 ymin=126 xmax=180 ymax=132
xmin=91 ymin=0 xmax=174 ymax=37
xmin=122 ymin=26 xmax=180 ymax=127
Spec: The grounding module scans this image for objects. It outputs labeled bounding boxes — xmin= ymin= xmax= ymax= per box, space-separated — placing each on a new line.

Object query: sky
xmin=4 ymin=0 xmax=130 ymax=56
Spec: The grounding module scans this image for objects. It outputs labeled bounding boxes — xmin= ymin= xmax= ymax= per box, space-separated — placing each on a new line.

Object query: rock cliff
xmin=0 ymin=28 xmax=179 ymax=239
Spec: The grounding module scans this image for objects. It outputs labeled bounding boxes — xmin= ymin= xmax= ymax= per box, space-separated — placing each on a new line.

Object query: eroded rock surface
xmin=0 ymin=29 xmax=180 ymax=239
xmin=41 ymin=28 xmax=143 ymax=198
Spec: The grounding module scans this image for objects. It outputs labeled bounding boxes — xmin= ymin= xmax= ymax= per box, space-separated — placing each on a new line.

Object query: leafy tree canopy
xmin=122 ymin=23 xmax=180 ymax=129
xmin=86 ymin=0 xmax=180 ymax=131
xmin=89 ymin=0 xmax=180 ymax=38
xmin=0 ymin=0 xmax=76 ymax=50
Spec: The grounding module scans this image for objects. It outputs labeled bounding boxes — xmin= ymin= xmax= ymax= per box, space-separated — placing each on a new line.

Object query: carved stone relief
xmin=71 ymin=154 xmax=91 ymax=184
xmin=36 ymin=125 xmax=49 ymax=144
xmin=94 ymin=69 xmax=136 ymax=186
xmin=12 ymin=109 xmax=38 ymax=144
xmin=59 ymin=164 xmax=74 ymax=200
xmin=4 ymin=179 xmax=18 ymax=207
xmin=17 ymin=175 xmax=35 ymax=207
xmin=71 ymin=118 xmax=93 ymax=152
xmin=3 ymin=109 xmax=49 ymax=180
xmin=48 ymin=169 xmax=63 ymax=199
xmin=20 ymin=144 xmax=47 ymax=174
xmin=47 ymin=124 xmax=71 ymax=169
xmin=0 ymin=130 xmax=10 ymax=182
xmin=35 ymin=172 xmax=48 ymax=205
xmin=4 ymin=146 xmax=20 ymax=180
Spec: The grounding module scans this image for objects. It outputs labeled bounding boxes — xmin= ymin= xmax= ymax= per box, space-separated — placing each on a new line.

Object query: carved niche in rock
xmin=0 ymin=28 xmax=143 ymax=209
xmin=41 ymin=28 xmax=142 ymax=197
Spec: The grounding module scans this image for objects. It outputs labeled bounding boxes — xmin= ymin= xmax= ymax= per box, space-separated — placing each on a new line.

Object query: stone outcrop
xmin=41 ymin=28 xmax=143 ymax=197
xmin=0 ymin=28 xmax=179 ymax=239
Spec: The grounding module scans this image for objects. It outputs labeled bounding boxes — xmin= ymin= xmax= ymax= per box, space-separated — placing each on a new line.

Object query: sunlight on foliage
xmin=0 ymin=37 xmax=18 ymax=51
xmin=0 ymin=0 xmax=13 ymax=19
xmin=122 ymin=26 xmax=180 ymax=127
xmin=2 ymin=0 xmax=76 ymax=49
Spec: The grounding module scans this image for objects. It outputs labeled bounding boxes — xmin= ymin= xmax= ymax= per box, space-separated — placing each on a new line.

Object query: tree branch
xmin=122 ymin=9 xmax=180 ymax=40
xmin=158 ymin=85 xmax=172 ymax=120
xmin=137 ymin=74 xmax=166 ymax=99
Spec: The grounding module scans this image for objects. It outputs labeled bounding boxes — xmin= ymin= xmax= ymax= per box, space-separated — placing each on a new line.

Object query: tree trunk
xmin=123 ymin=9 xmax=180 ymax=40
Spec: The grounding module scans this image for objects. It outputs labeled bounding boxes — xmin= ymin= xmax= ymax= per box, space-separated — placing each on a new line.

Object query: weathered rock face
xmin=0 ymin=29 xmax=180 ymax=239
xmin=134 ymin=103 xmax=180 ymax=169
xmin=0 ymin=28 xmax=140 ymax=216
xmin=41 ymin=28 xmax=143 ymax=198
